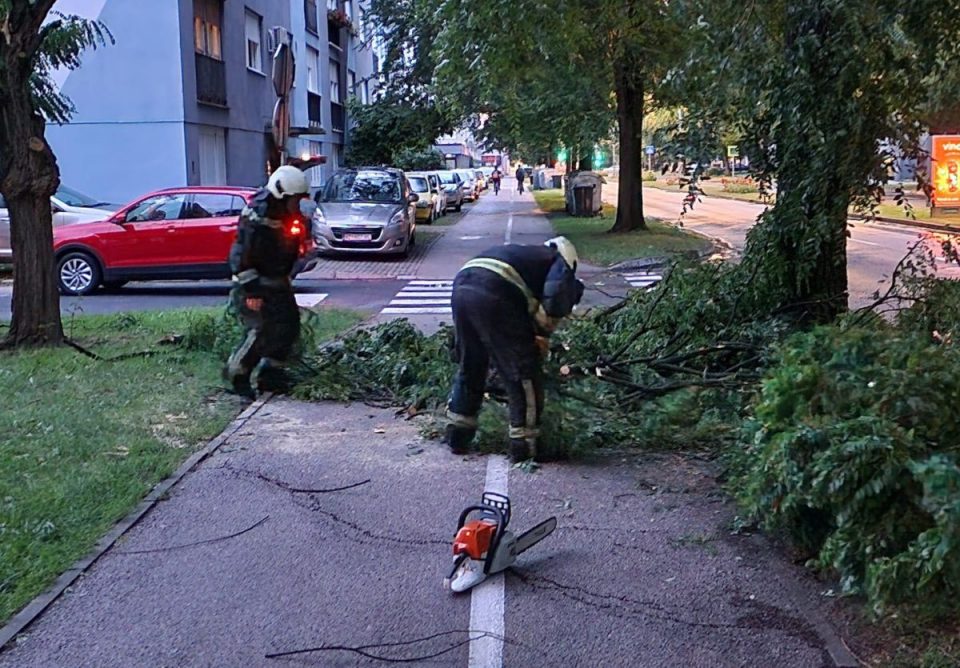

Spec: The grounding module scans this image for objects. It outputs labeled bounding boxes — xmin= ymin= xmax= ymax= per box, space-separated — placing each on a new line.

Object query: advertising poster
xmin=932 ymin=135 xmax=960 ymax=209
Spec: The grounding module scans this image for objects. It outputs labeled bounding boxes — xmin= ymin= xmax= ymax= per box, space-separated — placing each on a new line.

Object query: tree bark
xmin=0 ymin=1 xmax=65 ymax=347
xmin=610 ymin=58 xmax=646 ymax=232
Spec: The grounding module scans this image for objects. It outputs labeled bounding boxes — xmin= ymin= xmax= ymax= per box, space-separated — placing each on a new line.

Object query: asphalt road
xmin=624 ymin=184 xmax=956 ymax=308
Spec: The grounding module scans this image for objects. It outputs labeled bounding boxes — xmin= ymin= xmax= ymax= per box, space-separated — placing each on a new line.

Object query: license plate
xmin=343 ymin=233 xmax=372 ymax=242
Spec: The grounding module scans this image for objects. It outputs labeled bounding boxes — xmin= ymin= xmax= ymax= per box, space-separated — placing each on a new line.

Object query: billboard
xmin=931 ymin=135 xmax=960 ymax=208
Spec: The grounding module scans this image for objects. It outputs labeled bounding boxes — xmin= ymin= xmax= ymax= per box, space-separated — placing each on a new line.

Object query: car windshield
xmin=323 ymin=171 xmax=403 ymax=203
xmin=456 ymin=171 xmax=473 ymax=181
xmin=439 ymin=172 xmax=459 ymax=184
xmin=55 ymin=185 xmax=104 ymax=207
xmin=408 ymin=176 xmax=429 ymax=192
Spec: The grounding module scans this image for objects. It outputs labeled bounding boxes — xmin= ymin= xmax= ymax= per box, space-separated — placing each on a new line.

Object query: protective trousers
xmin=446 ymin=274 xmax=544 ymax=461
xmin=225 ymin=284 xmax=300 ymax=396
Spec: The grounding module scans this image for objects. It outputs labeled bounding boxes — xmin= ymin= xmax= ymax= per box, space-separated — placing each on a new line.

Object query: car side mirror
xmin=408 ymin=193 xmax=419 ymax=203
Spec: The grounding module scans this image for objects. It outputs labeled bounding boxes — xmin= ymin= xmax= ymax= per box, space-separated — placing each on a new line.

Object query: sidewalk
xmin=0 ymin=399 xmax=861 ymax=667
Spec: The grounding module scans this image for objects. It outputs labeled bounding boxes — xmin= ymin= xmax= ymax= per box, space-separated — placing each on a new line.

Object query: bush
xmin=642 ymin=170 xmax=657 ymax=182
xmin=720 ymin=177 xmax=758 ymax=194
xmin=732 ymin=322 xmax=960 ymax=612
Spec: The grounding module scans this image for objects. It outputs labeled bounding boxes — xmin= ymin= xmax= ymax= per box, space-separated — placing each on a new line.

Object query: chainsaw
xmin=444 ymin=491 xmax=557 ymax=593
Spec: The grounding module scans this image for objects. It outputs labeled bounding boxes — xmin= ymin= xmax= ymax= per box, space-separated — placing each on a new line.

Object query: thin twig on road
xmin=116 ymin=515 xmax=270 ymax=555
xmin=265 ymin=629 xmax=518 ymax=662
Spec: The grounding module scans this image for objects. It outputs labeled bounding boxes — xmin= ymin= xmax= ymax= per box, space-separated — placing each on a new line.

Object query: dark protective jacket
xmin=461 ymin=244 xmax=584 ymax=326
xmin=228 ymin=189 xmax=303 ymax=290
xmin=515 ymin=168 xmax=525 ymax=182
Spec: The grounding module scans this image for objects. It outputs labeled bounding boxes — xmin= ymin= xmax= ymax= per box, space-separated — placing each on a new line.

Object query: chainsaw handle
xmin=455 ymin=505 xmax=508 ymax=575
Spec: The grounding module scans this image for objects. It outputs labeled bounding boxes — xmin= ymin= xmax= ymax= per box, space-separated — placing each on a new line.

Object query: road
xmin=0 ymin=185 xmax=859 ymax=668
xmin=622 ymin=185 xmax=955 ymax=308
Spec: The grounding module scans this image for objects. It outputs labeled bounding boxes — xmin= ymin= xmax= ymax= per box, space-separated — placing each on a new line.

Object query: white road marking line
xmin=505 ymin=211 xmax=514 ymax=244
xmin=468 ymin=456 xmax=509 ymax=668
xmin=396 ymin=292 xmax=452 ymax=298
xmin=622 ymin=274 xmax=663 ymax=280
xmin=407 ymin=279 xmax=454 ymax=286
xmin=381 ymin=306 xmax=452 ymax=315
xmin=295 ymin=293 xmax=328 ymax=308
xmin=388 ymin=299 xmax=451 ymax=305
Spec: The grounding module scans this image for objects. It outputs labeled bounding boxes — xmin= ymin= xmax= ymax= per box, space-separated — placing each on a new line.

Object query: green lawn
xmin=533 ymin=189 xmax=713 ymax=267
xmin=430 ymin=208 xmax=466 ymax=227
xmin=0 ymin=306 xmax=359 ymax=623
xmin=642 ymin=179 xmax=773 ymax=204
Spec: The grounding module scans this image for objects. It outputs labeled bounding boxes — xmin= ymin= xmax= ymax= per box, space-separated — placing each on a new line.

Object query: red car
xmin=53 ymin=186 xmax=317 ymax=295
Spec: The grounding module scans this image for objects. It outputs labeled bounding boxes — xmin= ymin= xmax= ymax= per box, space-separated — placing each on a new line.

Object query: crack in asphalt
xmin=508 ymin=569 xmax=750 ymax=633
xmin=219 ymin=463 xmax=449 ymax=548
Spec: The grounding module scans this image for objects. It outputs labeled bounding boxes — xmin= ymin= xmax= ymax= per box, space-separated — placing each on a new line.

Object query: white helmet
xmin=545 ymin=236 xmax=578 ymax=270
xmin=266 ymin=165 xmax=309 ymax=199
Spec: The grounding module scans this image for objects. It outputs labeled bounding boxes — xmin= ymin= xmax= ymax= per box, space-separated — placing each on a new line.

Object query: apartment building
xmin=47 ymin=0 xmax=377 ymax=204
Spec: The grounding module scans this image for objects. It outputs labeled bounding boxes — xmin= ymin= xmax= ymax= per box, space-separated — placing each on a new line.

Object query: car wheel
xmin=57 ymin=251 xmax=101 ymax=296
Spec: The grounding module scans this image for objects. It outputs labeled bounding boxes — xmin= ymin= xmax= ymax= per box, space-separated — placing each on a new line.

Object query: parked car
xmin=454 ymin=169 xmax=479 ymax=202
xmin=406 ymin=173 xmax=439 ymax=224
xmin=312 ymin=167 xmax=418 ymax=257
xmin=437 ymin=170 xmax=464 ymax=212
xmin=52 ymin=186 xmax=319 ymax=296
xmin=424 ymin=171 xmax=448 ymax=217
xmin=0 ymin=185 xmax=115 ymax=262
xmin=408 ymin=171 xmax=446 ymax=220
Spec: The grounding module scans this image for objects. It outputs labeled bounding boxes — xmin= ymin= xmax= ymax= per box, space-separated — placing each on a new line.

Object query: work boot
xmin=252 ymin=358 xmax=294 ymax=393
xmin=445 ymin=425 xmax=476 ymax=454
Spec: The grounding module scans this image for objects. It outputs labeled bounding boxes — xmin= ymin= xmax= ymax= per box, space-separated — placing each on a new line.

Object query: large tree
xmin=672 ymin=0 xmax=960 ymax=321
xmin=0 ymin=1 xmax=109 ymax=347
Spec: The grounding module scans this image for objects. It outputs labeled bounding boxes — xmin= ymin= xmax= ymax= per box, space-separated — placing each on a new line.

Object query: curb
xmin=0 ymin=393 xmax=273 ymax=651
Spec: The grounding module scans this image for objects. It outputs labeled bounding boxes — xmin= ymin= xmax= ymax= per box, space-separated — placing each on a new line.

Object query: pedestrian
xmin=225 ymin=165 xmax=314 ymax=397
xmin=444 ymin=237 xmax=585 ymax=461
xmin=491 ymin=168 xmax=502 ymax=195
xmin=515 ymin=165 xmax=525 ymax=194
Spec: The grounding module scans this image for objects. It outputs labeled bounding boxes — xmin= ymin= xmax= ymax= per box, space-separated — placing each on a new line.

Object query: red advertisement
xmin=932 ymin=135 xmax=960 ymax=207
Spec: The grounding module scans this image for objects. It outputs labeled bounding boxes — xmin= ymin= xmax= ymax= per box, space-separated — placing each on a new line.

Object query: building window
xmin=245 ymin=10 xmax=263 ymax=72
xmin=327 ymin=0 xmax=338 ymax=11
xmin=194 ymin=0 xmax=223 ymax=60
xmin=304 ymin=0 xmax=319 ymax=35
xmin=344 ymin=0 xmax=353 ymax=21
xmin=307 ymin=47 xmax=320 ymax=93
xmin=347 ymin=69 xmax=356 ymax=99
xmin=361 ymin=80 xmax=369 ymax=105
xmin=329 ymin=61 xmax=341 ymax=102
xmin=309 ymin=141 xmax=324 ymax=187
xmin=357 ymin=8 xmax=365 ymax=42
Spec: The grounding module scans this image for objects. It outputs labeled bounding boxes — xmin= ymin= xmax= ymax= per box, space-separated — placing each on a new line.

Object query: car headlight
xmin=388 ymin=211 xmax=405 ymax=227
xmin=416 ymin=199 xmax=430 ymax=208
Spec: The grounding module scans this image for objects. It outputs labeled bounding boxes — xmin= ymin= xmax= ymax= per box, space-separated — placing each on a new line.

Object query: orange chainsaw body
xmin=452 ymin=519 xmax=498 ymax=560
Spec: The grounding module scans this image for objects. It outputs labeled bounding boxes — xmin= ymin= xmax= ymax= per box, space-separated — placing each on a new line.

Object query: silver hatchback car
xmin=312 ymin=167 xmax=419 ymax=258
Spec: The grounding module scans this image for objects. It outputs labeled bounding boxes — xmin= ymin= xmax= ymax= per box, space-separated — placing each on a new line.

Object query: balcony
xmin=308 ymin=92 xmax=323 ymax=128
xmin=327 ymin=18 xmax=342 ymax=48
xmin=195 ymin=53 xmax=227 ymax=107
xmin=305 ymin=0 xmax=319 ymax=34
xmin=331 ymin=102 xmax=344 ymax=133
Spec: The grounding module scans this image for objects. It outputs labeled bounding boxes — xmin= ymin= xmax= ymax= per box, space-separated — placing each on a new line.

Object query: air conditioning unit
xmin=267 ymin=26 xmax=291 ymax=55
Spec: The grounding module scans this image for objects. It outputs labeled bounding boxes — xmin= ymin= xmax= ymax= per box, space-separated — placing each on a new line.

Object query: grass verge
xmin=430 ymin=208 xmax=466 ymax=227
xmin=533 ymin=189 xmax=713 ymax=266
xmin=0 ymin=306 xmax=359 ymax=624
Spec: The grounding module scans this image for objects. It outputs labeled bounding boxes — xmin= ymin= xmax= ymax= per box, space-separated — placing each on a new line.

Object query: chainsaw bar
xmin=514 ymin=516 xmax=557 ymax=555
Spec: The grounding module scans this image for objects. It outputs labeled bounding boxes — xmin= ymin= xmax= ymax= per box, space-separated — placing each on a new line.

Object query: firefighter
xmin=445 ymin=237 xmax=585 ymax=461
xmin=225 ymin=165 xmax=313 ymax=397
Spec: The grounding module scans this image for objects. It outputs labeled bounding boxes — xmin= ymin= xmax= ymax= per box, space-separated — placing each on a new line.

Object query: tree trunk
xmin=1 ymin=34 xmax=64 ymax=347
xmin=610 ymin=59 xmax=646 ymax=232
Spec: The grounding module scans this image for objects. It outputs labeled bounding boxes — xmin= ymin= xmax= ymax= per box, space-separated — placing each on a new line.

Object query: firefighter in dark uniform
xmin=225 ymin=165 xmax=312 ymax=397
xmin=445 ymin=237 xmax=585 ymax=461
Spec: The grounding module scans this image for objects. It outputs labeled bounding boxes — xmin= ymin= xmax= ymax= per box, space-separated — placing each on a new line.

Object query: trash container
xmin=551 ymin=175 xmax=563 ymax=189
xmin=568 ymin=171 xmax=606 ymax=216
xmin=573 ymin=186 xmax=593 ymax=216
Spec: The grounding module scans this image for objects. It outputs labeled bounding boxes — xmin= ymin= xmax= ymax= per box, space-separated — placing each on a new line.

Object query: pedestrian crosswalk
xmin=623 ymin=271 xmax=664 ymax=290
xmin=381 ymin=279 xmax=453 ymax=315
